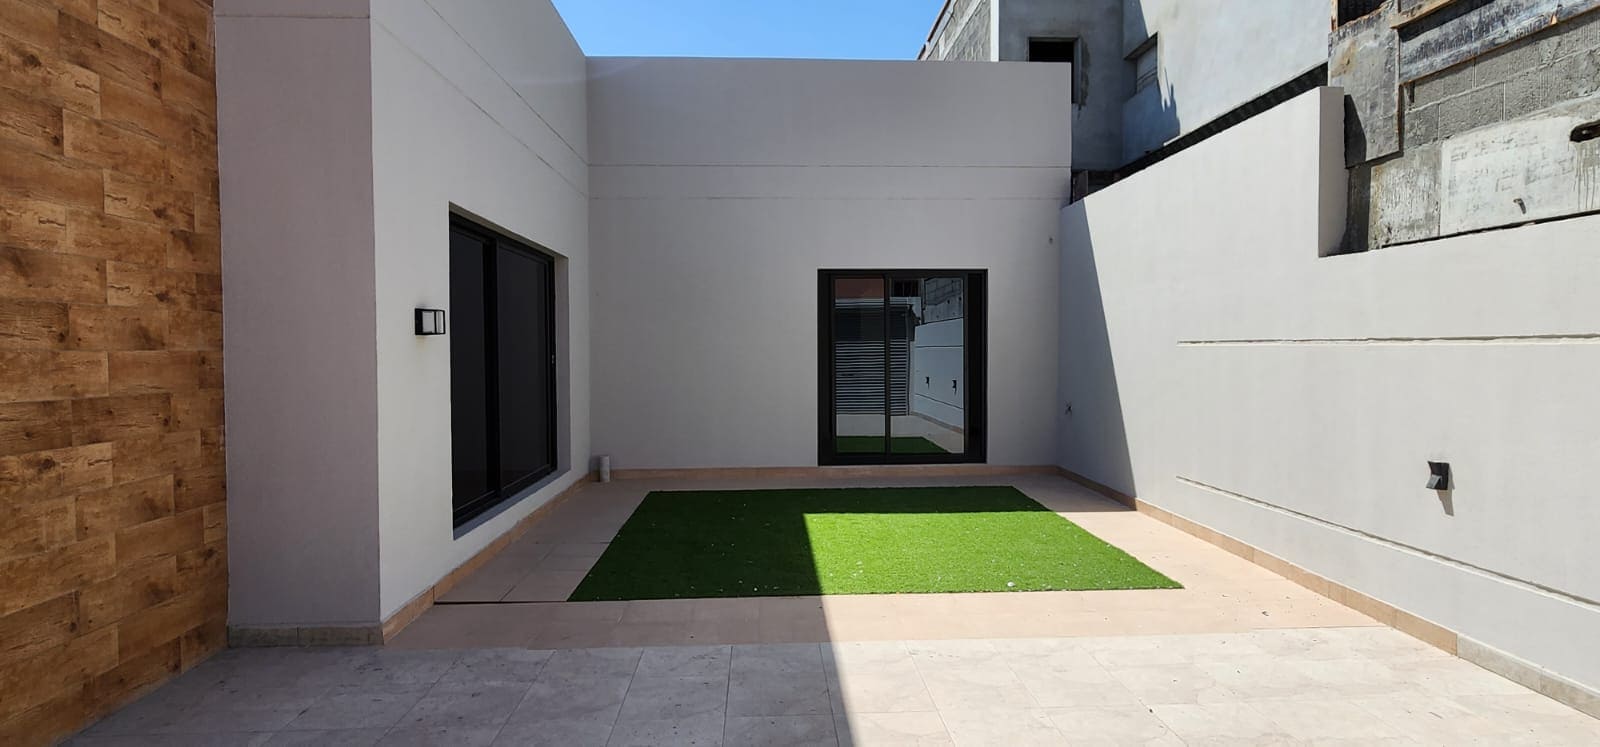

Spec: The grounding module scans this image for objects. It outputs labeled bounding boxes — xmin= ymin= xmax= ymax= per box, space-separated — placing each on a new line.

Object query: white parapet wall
xmin=589 ymin=57 xmax=1073 ymax=469
xmin=1059 ymin=86 xmax=1600 ymax=690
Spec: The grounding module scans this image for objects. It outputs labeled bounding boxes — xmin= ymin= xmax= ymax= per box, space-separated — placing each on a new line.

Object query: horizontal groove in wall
xmin=370 ymin=22 xmax=590 ymax=198
xmin=1177 ymin=333 xmax=1600 ymax=346
xmin=592 ymin=196 xmax=1065 ymax=202
xmin=590 ymin=163 xmax=1074 ymax=170
xmin=1174 ymin=476 xmax=1600 ymax=611
xmin=217 ymin=13 xmax=371 ymax=19
xmin=419 ymin=0 xmax=588 ymax=165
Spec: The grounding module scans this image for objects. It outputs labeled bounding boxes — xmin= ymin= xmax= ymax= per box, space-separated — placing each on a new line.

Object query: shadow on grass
xmin=569 ymin=485 xmax=1179 ymax=601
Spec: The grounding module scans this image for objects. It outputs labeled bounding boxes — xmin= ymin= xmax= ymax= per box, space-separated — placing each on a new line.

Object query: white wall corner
xmin=1318 ymin=86 xmax=1350 ymax=257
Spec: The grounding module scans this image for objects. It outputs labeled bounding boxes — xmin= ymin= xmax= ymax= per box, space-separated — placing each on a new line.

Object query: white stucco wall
xmin=216 ymin=5 xmax=381 ymax=627
xmin=1120 ymin=0 xmax=1329 ymax=159
xmin=911 ymin=318 xmax=966 ymax=430
xmin=219 ymin=0 xmax=593 ymax=626
xmin=589 ymin=58 xmax=1071 ymax=470
xmin=1059 ymin=87 xmax=1600 ymax=690
xmin=369 ymin=0 xmax=592 ymax=621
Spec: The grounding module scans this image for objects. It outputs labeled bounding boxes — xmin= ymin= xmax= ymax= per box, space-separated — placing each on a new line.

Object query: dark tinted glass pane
xmin=496 ymin=246 xmax=554 ymax=491
xmin=449 ymin=229 xmax=493 ymax=510
xmin=833 ymin=277 xmax=886 ymax=455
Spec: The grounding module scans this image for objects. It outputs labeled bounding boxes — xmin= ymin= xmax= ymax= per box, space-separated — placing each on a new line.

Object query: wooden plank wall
xmin=0 ymin=0 xmax=225 ymax=743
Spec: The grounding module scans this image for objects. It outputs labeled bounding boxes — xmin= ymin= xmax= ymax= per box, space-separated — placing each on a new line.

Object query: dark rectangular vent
xmin=1338 ymin=0 xmax=1387 ymax=25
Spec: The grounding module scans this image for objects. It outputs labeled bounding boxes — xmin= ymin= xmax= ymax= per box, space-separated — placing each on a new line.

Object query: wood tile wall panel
xmin=0 ymin=1 xmax=224 ymax=743
xmin=0 ymin=298 xmax=71 ymax=348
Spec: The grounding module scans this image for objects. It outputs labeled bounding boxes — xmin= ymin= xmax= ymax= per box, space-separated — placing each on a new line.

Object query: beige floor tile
xmin=635 ymin=645 xmax=731 ymax=679
xmin=534 ymin=553 xmax=601 ymax=572
xmin=938 ymin=709 xmax=1064 ymax=746
xmin=835 ymin=712 xmax=952 ymax=746
xmin=919 ymin=667 xmax=1040 ymax=711
xmin=1046 ymin=706 xmax=1184 ymax=746
xmin=545 ymin=542 xmax=611 ymax=558
xmin=1102 ymin=662 xmax=1241 ymax=706
xmin=1249 ymin=699 xmax=1411 ymax=742
xmin=1350 ymin=695 xmax=1520 ymax=744
xmin=434 ymin=566 xmax=529 ymax=603
xmin=1005 ymin=656 xmax=1142 ymax=709
xmin=541 ymin=600 xmax=627 ymax=623
xmin=904 ymin=639 xmax=1004 ymax=671
xmin=824 ymin=640 xmax=915 ymax=670
xmin=829 ymin=668 xmax=938 ymax=714
xmin=1198 ymin=654 xmax=1327 ymax=701
xmin=495 ymin=537 xmax=555 ymax=560
xmin=725 ymin=715 xmax=839 ymax=747
xmin=501 ymin=571 xmax=587 ymax=602
xmin=606 ymin=622 xmax=699 ymax=647
xmin=525 ymin=620 xmax=619 ymax=650
xmin=691 ymin=597 xmax=762 ymax=622
xmin=1454 ymin=692 xmax=1600 ymax=743
xmin=620 ymin=598 xmax=697 ymax=624
xmin=1147 ymin=703 xmax=1296 ymax=746
xmin=604 ymin=714 xmax=725 ymax=747
xmin=385 ymin=605 xmax=541 ymax=650
xmin=682 ymin=618 xmax=763 ymax=646
xmin=1393 ymin=656 xmax=1541 ymax=697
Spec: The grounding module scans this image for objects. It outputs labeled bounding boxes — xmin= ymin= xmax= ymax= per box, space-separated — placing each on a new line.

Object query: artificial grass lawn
xmin=568 ymin=486 xmax=1179 ymax=601
xmin=835 ymin=436 xmax=950 ymax=454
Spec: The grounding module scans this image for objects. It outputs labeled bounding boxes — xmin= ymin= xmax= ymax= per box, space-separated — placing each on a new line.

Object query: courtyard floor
xmin=71 ymin=475 xmax=1600 ymax=745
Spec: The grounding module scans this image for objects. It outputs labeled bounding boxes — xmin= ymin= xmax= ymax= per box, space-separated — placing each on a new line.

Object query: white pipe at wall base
xmin=598 ymin=455 xmax=611 ymax=483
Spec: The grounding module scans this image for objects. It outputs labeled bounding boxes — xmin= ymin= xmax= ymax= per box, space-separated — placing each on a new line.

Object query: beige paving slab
xmin=79 ymin=629 xmax=1600 ymax=745
xmin=399 ymin=474 xmax=1396 ymax=652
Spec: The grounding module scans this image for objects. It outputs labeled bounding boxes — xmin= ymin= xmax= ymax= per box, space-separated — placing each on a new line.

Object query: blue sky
xmin=550 ymin=0 xmax=947 ymax=60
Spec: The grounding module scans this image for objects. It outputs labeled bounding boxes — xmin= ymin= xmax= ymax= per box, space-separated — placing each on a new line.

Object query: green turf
xmin=569 ymin=486 xmax=1179 ymax=601
xmin=835 ymin=436 xmax=950 ymax=454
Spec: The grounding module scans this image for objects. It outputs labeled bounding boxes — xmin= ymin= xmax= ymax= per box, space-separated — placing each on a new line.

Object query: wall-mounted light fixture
xmin=415 ymin=308 xmax=446 ymax=336
xmin=1427 ymin=461 xmax=1451 ymax=491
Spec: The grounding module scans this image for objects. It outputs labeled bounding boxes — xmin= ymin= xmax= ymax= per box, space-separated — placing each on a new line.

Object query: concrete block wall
xmin=1406 ymin=9 xmax=1600 ymax=148
xmin=1352 ymin=8 xmax=1600 ymax=251
xmin=923 ymin=0 xmax=992 ymax=61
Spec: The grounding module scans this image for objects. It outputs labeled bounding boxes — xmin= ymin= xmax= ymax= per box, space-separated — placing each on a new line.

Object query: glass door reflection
xmin=894 ymin=276 xmax=965 ymax=455
xmin=821 ymin=270 xmax=984 ymax=465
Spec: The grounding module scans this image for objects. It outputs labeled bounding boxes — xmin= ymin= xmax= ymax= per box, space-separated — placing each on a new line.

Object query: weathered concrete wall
xmin=1121 ymin=0 xmax=1330 ymax=159
xmin=922 ymin=0 xmax=993 ymax=62
xmin=1352 ymin=8 xmax=1600 ymax=250
xmin=997 ymin=0 xmax=1126 ymax=170
xmin=1060 ymin=86 xmax=1600 ymax=696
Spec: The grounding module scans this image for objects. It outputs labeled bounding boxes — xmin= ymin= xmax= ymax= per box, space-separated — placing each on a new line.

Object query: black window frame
xmin=816 ymin=269 xmax=988 ymax=466
xmin=449 ymin=214 xmax=558 ymax=528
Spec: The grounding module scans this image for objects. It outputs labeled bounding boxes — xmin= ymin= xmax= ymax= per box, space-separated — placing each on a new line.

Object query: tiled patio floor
xmin=71 ymin=475 xmax=1600 ymax=744
xmin=73 ymin=630 xmax=1600 ymax=745
xmin=403 ymin=475 xmax=1378 ymax=649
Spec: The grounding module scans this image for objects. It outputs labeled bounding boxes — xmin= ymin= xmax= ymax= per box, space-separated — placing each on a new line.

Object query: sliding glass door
xmin=450 ymin=216 xmax=557 ymax=527
xmin=818 ymin=270 xmax=986 ymax=465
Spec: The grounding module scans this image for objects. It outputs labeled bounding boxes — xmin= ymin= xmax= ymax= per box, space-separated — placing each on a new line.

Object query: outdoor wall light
xmin=415 ymin=308 xmax=447 ymax=336
xmin=1427 ymin=461 xmax=1451 ymax=491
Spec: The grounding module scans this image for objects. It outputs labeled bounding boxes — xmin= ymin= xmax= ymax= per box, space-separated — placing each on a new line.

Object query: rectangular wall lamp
xmin=415 ymin=308 xmax=446 ymax=336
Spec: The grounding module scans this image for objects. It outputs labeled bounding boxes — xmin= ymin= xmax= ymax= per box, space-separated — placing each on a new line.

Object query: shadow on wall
xmin=1118 ymin=2 xmax=1183 ymax=163
xmin=1056 ymin=205 xmax=1137 ymax=497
